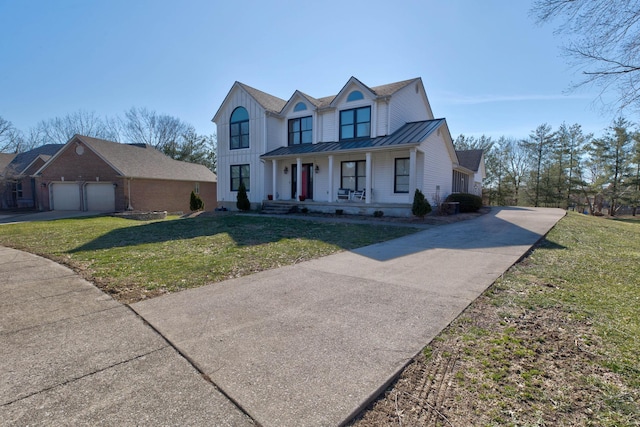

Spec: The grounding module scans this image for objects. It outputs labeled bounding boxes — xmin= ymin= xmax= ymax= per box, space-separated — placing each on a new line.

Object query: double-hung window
xmin=230 ymin=164 xmax=250 ymax=191
xmin=394 ymin=158 xmax=410 ymax=193
xmin=288 ymin=116 xmax=312 ymax=145
xmin=340 ymin=106 xmax=370 ymax=140
xmin=341 ymin=160 xmax=366 ymax=191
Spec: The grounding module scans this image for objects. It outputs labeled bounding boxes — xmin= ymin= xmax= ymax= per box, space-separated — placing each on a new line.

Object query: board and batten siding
xmin=420 ymin=132 xmax=454 ymax=203
xmin=215 ymin=87 xmax=267 ymax=205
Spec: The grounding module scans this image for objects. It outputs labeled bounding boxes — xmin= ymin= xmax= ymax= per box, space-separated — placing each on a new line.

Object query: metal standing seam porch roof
xmin=260 ymin=119 xmax=445 ymax=159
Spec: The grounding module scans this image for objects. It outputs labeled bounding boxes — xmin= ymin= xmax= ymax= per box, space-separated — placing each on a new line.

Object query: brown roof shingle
xmin=236 ymin=77 xmax=422 ymax=113
xmin=75 ymin=135 xmax=217 ymax=182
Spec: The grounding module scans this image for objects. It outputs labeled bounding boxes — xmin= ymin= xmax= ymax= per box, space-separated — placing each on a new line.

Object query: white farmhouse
xmin=212 ymin=77 xmax=484 ymax=215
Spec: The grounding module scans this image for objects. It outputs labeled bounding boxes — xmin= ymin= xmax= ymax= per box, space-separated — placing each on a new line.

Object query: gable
xmin=329 ymin=77 xmax=377 ymax=108
xmin=37 ymin=135 xmax=216 ymax=183
xmin=36 ymin=137 xmax=120 ymax=179
xmin=280 ymin=91 xmax=319 ymax=117
xmin=212 ymin=82 xmax=286 ymax=124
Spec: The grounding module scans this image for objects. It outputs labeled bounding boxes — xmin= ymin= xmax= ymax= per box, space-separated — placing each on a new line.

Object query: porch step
xmin=261 ymin=202 xmax=294 ymax=215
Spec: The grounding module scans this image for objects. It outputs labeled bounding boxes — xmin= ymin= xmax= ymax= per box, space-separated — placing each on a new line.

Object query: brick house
xmin=34 ymin=135 xmax=217 ymax=213
xmin=1 ymin=144 xmax=64 ymax=209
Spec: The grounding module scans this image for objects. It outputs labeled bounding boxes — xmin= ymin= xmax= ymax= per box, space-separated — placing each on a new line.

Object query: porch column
xmin=409 ymin=148 xmax=417 ymax=198
xmin=365 ymin=152 xmax=372 ymax=204
xmin=296 ymin=157 xmax=302 ymax=200
xmin=271 ymin=159 xmax=277 ymax=200
xmin=328 ymin=155 xmax=334 ymax=202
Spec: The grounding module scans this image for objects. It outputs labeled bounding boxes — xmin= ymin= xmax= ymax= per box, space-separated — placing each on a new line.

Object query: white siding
xmin=319 ymin=109 xmax=336 ymax=142
xmin=420 ymin=132 xmax=454 ymax=205
xmin=214 ymin=86 xmax=268 ymax=205
xmin=266 ymin=116 xmax=284 ymax=151
xmin=376 ymin=101 xmax=389 ymax=136
xmin=388 ymin=82 xmax=431 ymax=134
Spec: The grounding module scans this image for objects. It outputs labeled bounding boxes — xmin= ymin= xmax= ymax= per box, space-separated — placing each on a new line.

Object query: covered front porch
xmin=261 ymin=147 xmax=422 ymax=207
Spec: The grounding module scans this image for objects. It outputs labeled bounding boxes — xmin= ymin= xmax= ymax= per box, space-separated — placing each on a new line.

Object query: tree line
xmin=0 ymin=108 xmax=217 ymax=173
xmin=456 ymin=118 xmax=640 ymax=216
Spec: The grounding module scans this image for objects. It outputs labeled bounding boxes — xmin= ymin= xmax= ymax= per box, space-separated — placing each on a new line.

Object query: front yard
xmin=0 ymin=213 xmax=418 ymax=303
xmin=352 ymin=213 xmax=640 ymax=426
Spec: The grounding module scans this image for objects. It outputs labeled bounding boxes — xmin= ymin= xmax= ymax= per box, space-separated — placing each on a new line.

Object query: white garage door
xmin=52 ymin=183 xmax=81 ymax=210
xmin=86 ymin=183 xmax=115 ymax=212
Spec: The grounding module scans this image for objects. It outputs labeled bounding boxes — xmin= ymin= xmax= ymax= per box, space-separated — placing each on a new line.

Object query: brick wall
xmin=38 ymin=141 xmax=217 ymax=212
xmin=127 ymin=179 xmax=217 ymax=213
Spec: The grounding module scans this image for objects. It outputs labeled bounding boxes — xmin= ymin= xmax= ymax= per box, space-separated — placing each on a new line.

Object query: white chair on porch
xmin=337 ymin=188 xmax=350 ymax=201
xmin=352 ymin=188 xmax=365 ymax=201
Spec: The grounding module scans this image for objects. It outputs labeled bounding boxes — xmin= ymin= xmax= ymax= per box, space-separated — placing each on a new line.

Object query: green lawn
xmin=0 ymin=214 xmax=418 ymax=302
xmin=354 ymin=212 xmax=640 ymax=426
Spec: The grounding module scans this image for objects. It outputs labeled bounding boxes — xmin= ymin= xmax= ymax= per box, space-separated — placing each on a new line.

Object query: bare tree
xmin=532 ymin=0 xmax=640 ymax=110
xmin=35 ymin=110 xmax=117 ymax=145
xmin=504 ymin=138 xmax=529 ymax=206
xmin=0 ymin=116 xmax=20 ymax=153
xmin=121 ymin=107 xmax=189 ymax=153
xmin=522 ymin=124 xmax=555 ymax=207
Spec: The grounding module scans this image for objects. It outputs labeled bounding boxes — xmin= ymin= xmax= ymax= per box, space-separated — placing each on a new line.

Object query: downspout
xmin=127 ymin=178 xmax=133 ymax=211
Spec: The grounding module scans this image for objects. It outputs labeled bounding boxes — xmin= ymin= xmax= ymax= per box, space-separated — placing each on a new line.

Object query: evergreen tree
xmin=190 ymin=190 xmax=204 ymax=211
xmin=412 ymin=189 xmax=431 ymax=218
xmin=236 ymin=181 xmax=250 ymax=211
xmin=588 ymin=117 xmax=635 ymax=216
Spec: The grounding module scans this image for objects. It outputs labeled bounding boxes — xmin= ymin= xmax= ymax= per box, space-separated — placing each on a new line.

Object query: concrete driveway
xmin=1 ymin=206 xmax=565 ymax=426
xmin=131 ymin=207 xmax=566 ymax=426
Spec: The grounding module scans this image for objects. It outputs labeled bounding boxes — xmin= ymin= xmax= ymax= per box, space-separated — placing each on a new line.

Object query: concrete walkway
xmin=1 ymin=207 xmax=565 ymax=426
xmin=131 ymin=207 xmax=565 ymax=426
xmin=0 ymin=246 xmax=254 ymax=426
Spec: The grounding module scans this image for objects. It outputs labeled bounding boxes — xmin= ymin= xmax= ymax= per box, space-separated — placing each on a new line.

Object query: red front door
xmin=291 ymin=163 xmax=314 ymax=199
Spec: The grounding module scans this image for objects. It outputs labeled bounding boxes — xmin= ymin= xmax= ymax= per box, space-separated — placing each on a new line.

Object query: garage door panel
xmin=86 ymin=183 xmax=115 ymax=212
xmin=52 ymin=183 xmax=81 ymax=211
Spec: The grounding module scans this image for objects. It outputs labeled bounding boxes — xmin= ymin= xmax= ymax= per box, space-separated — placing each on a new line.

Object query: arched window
xmin=347 ymin=90 xmax=364 ymax=102
xmin=230 ymin=107 xmax=249 ymax=149
xmin=293 ymin=102 xmax=307 ymax=112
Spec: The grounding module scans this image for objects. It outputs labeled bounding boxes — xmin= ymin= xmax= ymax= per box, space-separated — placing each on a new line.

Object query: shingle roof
xmin=4 ymin=144 xmax=64 ymax=177
xmin=0 ymin=153 xmax=17 ymax=176
xmin=456 ymin=149 xmax=483 ymax=172
xmin=236 ymin=77 xmax=422 ymax=113
xmin=370 ymin=78 xmax=420 ymax=97
xmin=261 ymin=119 xmax=444 ymax=158
xmin=237 ymin=82 xmax=287 ymax=113
xmin=73 ymin=135 xmax=217 ymax=182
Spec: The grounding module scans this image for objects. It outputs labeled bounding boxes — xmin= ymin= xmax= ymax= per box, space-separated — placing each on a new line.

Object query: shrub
xmin=190 ymin=191 xmax=204 ymax=211
xmin=373 ymin=210 xmax=384 ymax=218
xmin=335 ymin=209 xmax=344 ymax=215
xmin=236 ymin=182 xmax=251 ymax=211
xmin=301 ymin=207 xmax=309 ymax=214
xmin=412 ymin=189 xmax=432 ymax=218
xmin=445 ymin=193 xmax=482 ymax=213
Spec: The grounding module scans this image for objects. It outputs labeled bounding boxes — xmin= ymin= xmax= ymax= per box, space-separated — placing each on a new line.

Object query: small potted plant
xmin=267 ymin=194 xmax=273 ymax=200
xmin=299 ymin=195 xmax=306 ymax=201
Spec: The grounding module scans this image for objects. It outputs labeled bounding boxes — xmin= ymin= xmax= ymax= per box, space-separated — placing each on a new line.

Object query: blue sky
xmin=0 ymin=0 xmax=619 ymax=143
